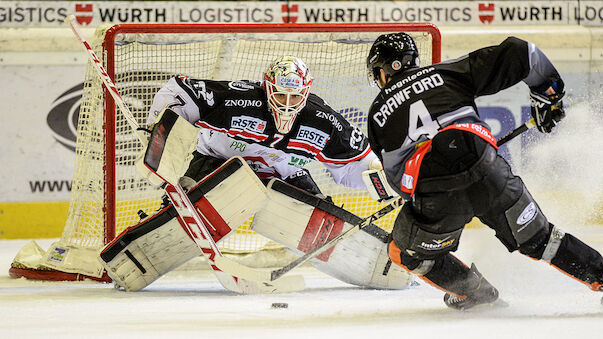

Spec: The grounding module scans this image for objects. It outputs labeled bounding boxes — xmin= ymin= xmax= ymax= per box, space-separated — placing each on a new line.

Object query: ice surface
xmin=2 ymin=226 xmax=603 ymax=339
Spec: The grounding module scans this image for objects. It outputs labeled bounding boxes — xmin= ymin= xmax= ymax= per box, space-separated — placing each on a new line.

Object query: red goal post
xmin=10 ymin=23 xmax=440 ymax=282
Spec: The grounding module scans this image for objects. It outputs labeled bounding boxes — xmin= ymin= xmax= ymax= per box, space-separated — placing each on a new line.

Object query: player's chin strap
xmin=67 ymin=15 xmax=303 ymax=294
xmin=216 ymin=120 xmax=537 ymax=283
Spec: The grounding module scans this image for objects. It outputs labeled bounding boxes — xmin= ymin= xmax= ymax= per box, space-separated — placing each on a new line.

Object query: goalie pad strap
xmin=187 ymin=158 xmax=241 ymax=202
xmin=124 ymin=250 xmax=146 ymax=274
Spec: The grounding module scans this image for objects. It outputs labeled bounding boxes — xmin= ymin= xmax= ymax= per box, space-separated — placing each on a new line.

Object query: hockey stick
xmin=65 ymin=15 xmax=303 ymax=294
xmin=497 ymin=118 xmax=536 ymax=146
xmin=216 ymin=119 xmax=536 ymax=282
xmin=65 ymin=16 xmax=147 ymax=147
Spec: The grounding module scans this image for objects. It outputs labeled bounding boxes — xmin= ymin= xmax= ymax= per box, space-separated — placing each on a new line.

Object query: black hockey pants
xmin=388 ymin=129 xmax=603 ymax=296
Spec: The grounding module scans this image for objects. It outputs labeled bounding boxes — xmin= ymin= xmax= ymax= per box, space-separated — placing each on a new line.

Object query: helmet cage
xmin=264 ymin=56 xmax=313 ymax=134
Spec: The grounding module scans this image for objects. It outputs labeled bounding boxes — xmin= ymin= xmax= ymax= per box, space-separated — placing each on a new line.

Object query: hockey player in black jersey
xmin=365 ymin=33 xmax=603 ymax=310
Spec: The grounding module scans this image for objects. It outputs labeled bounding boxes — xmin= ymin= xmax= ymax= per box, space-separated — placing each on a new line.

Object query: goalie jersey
xmin=149 ymin=76 xmax=376 ymax=189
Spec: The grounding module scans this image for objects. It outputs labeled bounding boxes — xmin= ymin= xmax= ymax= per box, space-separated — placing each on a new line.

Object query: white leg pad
xmin=185 ymin=156 xmax=269 ymax=241
xmin=251 ymin=179 xmax=413 ymax=289
xmin=101 ymin=216 xmax=200 ymax=291
xmin=100 ymin=157 xmax=269 ymax=291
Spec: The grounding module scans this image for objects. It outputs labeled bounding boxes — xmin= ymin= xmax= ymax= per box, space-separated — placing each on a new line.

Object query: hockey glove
xmin=178 ymin=175 xmax=197 ymax=192
xmin=362 ymin=169 xmax=399 ymax=202
xmin=529 ymin=82 xmax=565 ymax=133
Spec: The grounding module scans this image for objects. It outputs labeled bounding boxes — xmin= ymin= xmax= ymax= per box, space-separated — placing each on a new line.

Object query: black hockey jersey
xmin=367 ymin=37 xmax=562 ymax=198
xmin=148 ymin=76 xmax=375 ymax=189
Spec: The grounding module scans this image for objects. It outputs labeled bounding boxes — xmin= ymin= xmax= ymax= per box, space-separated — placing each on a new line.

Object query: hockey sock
xmin=549 ymin=233 xmax=603 ymax=291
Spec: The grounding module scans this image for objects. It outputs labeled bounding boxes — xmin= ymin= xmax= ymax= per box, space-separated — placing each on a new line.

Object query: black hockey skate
xmin=443 ymin=264 xmax=499 ymax=310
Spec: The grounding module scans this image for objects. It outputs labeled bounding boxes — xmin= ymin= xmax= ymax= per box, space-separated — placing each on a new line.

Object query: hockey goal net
xmin=10 ymin=23 xmax=440 ymax=282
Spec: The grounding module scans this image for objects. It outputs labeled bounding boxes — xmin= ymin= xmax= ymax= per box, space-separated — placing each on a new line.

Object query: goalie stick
xmin=215 ymin=120 xmax=537 ymax=282
xmin=66 ymin=15 xmax=303 ymax=294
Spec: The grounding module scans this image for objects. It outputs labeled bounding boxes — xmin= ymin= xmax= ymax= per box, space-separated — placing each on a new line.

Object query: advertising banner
xmin=0 ymin=1 xmax=602 ymax=27
xmin=0 ymin=64 xmax=86 ymax=202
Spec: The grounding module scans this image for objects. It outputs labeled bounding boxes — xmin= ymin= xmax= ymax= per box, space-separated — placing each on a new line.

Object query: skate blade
xmin=467 ymin=298 xmax=509 ymax=311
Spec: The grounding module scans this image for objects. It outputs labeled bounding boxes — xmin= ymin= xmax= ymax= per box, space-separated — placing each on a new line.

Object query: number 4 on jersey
xmin=408 ymin=100 xmax=439 ymax=140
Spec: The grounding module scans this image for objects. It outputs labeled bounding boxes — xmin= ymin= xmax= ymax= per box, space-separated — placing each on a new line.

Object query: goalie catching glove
xmin=529 ymin=81 xmax=565 ymax=133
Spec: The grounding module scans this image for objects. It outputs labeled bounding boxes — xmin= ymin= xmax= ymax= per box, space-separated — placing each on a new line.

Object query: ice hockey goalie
xmin=99 ymin=159 xmax=413 ymax=292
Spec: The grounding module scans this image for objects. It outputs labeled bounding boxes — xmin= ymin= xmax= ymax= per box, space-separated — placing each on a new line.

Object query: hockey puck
xmin=271 ymin=302 xmax=288 ymax=309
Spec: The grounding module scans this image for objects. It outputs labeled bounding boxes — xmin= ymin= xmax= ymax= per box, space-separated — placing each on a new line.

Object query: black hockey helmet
xmin=366 ymin=33 xmax=420 ymax=87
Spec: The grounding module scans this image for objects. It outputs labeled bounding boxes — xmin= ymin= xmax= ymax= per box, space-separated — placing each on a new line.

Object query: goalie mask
xmin=264 ymin=56 xmax=313 ymax=134
xmin=367 ymin=33 xmax=420 ymax=88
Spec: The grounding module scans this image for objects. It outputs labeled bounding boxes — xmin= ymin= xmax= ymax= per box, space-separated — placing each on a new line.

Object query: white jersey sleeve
xmin=324 ymin=149 xmax=378 ymax=189
xmin=147 ymin=77 xmax=202 ymax=126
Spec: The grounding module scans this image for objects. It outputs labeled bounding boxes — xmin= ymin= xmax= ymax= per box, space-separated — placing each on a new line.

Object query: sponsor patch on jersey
xmin=186 ymin=79 xmax=215 ymax=106
xmin=227 ymin=81 xmax=255 ymax=91
xmin=225 ymin=99 xmax=263 ymax=108
xmin=253 ymin=149 xmax=287 ymax=162
xmin=231 ymin=116 xmax=267 ymax=134
xmin=315 ymin=110 xmax=343 ymax=132
xmin=289 ymin=155 xmax=311 ymax=168
xmin=295 ymin=126 xmax=329 ymax=148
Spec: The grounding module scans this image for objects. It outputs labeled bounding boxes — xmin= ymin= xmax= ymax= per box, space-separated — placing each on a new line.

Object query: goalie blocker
xmin=251 ymin=179 xmax=413 ymax=289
